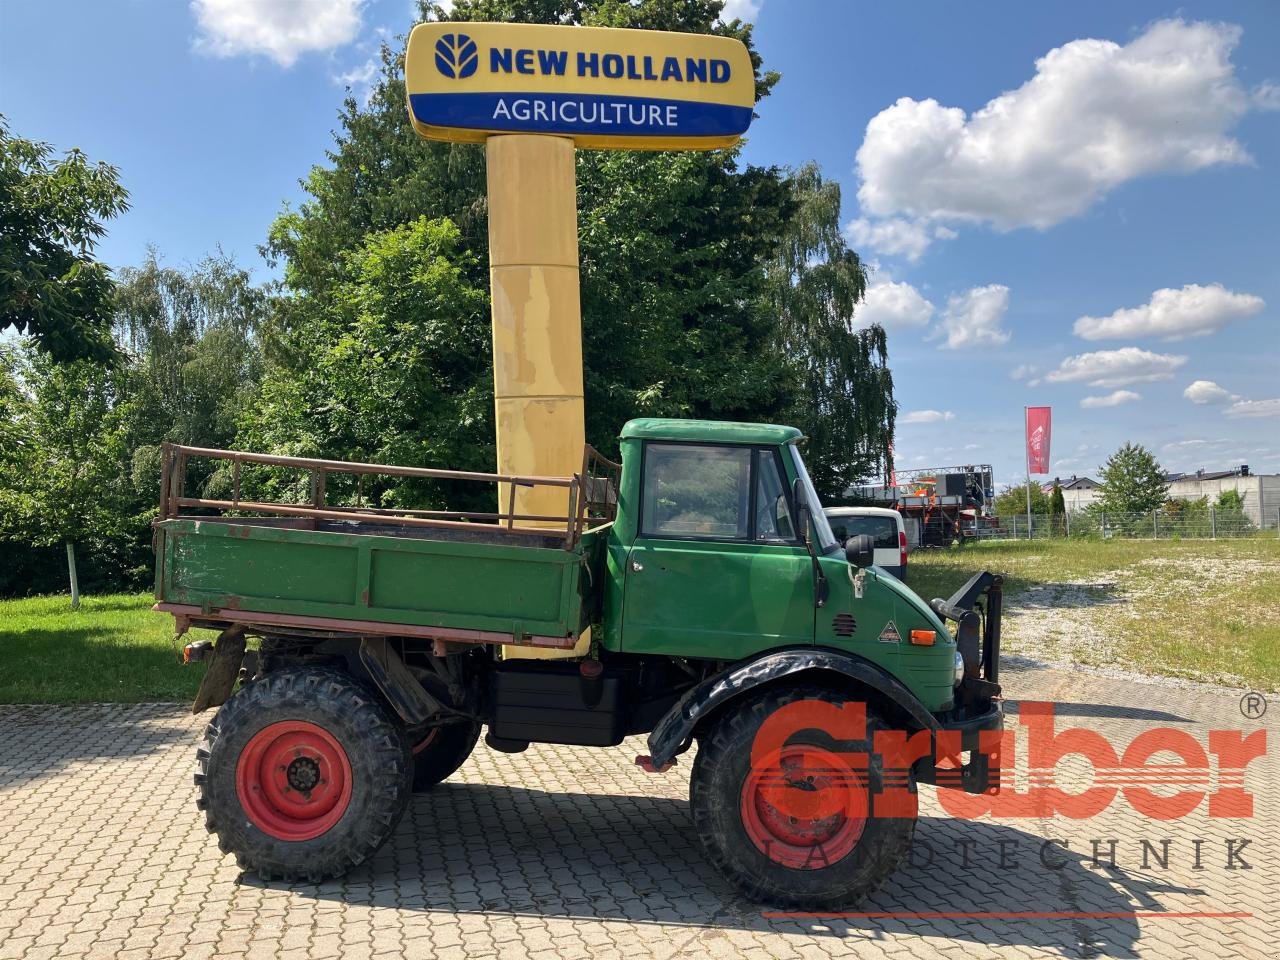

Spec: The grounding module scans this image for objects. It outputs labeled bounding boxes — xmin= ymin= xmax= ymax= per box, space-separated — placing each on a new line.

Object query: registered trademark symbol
xmin=1239 ymin=692 xmax=1267 ymax=720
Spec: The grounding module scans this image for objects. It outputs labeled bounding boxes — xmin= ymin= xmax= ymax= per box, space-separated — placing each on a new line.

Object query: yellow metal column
xmin=487 ymin=134 xmax=585 ymax=521
xmin=487 ymin=134 xmax=589 ymax=658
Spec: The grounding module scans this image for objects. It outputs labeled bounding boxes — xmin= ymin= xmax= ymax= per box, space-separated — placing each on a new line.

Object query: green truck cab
xmin=159 ymin=418 xmax=1003 ymax=906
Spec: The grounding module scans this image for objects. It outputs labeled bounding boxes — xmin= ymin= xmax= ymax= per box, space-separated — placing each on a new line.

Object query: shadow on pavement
xmin=268 ymin=782 xmax=1204 ymax=958
xmin=0 ymin=702 xmax=195 ymax=789
xmin=1004 ymin=700 xmax=1191 ymax=724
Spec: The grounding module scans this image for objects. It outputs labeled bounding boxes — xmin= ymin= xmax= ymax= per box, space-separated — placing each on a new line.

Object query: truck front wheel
xmin=690 ymin=686 xmax=916 ymax=907
xmin=195 ymin=666 xmax=413 ymax=882
xmin=409 ymin=721 xmax=482 ymax=791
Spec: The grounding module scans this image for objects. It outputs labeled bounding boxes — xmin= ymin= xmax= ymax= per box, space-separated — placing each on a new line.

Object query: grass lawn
xmin=2 ymin=537 xmax=1277 ymax=702
xmin=906 ymin=537 xmax=1280 ymax=691
xmin=0 ymin=593 xmax=217 ymax=703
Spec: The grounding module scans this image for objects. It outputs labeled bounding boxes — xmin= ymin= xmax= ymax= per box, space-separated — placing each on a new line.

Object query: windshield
xmin=789 ymin=443 xmax=839 ymax=554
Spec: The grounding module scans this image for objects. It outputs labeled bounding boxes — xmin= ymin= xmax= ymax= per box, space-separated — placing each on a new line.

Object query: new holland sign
xmin=405 ymin=22 xmax=755 ymax=150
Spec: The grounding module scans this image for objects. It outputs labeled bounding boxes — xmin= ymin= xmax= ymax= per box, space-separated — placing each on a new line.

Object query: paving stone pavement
xmin=0 ymin=663 xmax=1274 ymax=960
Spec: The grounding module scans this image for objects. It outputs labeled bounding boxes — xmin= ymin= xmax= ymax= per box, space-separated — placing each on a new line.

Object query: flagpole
xmin=1024 ymin=406 xmax=1032 ymax=541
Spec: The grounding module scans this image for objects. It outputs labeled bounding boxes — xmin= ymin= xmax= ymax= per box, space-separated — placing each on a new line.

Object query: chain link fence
xmin=975 ymin=507 xmax=1279 ymax=541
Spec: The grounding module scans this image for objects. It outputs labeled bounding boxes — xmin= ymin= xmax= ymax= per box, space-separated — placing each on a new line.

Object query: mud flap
xmin=191 ymin=625 xmax=247 ymax=714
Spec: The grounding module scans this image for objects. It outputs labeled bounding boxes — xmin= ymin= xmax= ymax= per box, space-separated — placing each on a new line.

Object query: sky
xmin=1 ymin=0 xmax=1277 ymax=487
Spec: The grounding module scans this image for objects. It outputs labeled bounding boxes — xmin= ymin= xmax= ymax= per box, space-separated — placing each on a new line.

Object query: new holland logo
xmin=435 ymin=33 xmax=478 ymax=79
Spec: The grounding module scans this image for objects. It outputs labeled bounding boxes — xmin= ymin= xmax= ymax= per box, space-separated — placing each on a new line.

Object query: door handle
xmin=631 ymin=559 xmax=644 ymax=572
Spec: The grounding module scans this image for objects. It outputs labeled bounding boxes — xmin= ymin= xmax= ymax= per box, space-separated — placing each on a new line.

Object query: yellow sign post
xmin=405 ymin=21 xmax=755 ymax=655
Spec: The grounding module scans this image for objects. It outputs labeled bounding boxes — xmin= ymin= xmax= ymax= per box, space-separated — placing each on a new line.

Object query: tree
xmin=0 ymin=347 xmax=131 ymax=606
xmin=1097 ymin=442 xmax=1167 ymax=516
xmin=1049 ymin=480 xmax=1066 ymax=516
xmin=766 ymin=163 xmax=894 ymax=500
xmin=241 ymin=217 xmax=493 ymax=510
xmin=993 ymin=482 xmax=1051 ymax=516
xmin=113 ymin=249 xmax=268 ymax=498
xmin=1048 ymin=479 xmax=1066 ymax=534
xmin=0 ymin=118 xmax=129 ymax=363
xmin=258 ymin=0 xmax=895 ymax=503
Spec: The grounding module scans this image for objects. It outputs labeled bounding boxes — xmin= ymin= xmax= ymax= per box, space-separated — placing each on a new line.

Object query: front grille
xmin=832 ymin=613 xmax=857 ymax=637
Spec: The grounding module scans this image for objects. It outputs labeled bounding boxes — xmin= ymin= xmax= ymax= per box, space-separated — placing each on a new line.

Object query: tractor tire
xmin=690 ymin=685 xmax=916 ymax=908
xmin=195 ymin=665 xmax=413 ymax=883
xmin=409 ymin=721 xmax=482 ymax=792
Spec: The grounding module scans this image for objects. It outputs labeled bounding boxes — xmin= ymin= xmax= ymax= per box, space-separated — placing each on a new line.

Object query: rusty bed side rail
xmin=158 ymin=442 xmax=617 ymax=548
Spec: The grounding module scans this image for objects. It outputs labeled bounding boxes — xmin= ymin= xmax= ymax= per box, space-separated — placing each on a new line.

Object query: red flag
xmin=1025 ymin=406 xmax=1052 ymax=475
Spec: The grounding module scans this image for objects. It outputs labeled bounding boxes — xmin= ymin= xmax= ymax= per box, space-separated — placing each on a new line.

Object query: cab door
xmin=620 ymin=442 xmax=814 ymax=660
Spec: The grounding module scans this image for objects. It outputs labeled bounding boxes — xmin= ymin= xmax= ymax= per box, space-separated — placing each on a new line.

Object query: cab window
xmin=641 ymin=444 xmax=751 ymax=539
xmin=754 ymin=451 xmax=796 ymax=542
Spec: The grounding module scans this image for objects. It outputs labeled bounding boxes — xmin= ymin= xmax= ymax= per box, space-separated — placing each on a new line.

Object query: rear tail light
xmin=899 ymin=530 xmax=908 ymax=567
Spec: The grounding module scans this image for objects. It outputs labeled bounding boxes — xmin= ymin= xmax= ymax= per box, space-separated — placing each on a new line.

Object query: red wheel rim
xmin=235 ymin=720 xmax=353 ymax=841
xmin=740 ymin=744 xmax=868 ymax=869
xmin=412 ymin=729 xmax=438 ymax=756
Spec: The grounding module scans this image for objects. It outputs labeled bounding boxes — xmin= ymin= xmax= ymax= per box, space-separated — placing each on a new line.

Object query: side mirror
xmin=846 ymin=534 xmax=875 ymax=569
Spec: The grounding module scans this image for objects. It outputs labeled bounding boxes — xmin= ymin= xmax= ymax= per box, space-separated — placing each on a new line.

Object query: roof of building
xmin=619 ymin=418 xmax=802 ymax=445
xmin=1044 ymin=476 xmax=1098 ymax=491
xmin=1165 ymin=467 xmax=1256 ymax=483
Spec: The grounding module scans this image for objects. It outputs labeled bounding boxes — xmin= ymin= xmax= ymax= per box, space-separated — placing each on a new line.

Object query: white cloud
xmin=937 ymin=284 xmax=1011 ymax=349
xmin=1081 ymin=389 xmax=1141 ymax=409
xmin=1010 ymin=364 xmax=1038 ymax=381
xmin=1255 ymin=80 xmax=1280 ymax=110
xmin=1183 ymin=379 xmax=1235 ymax=405
xmin=1042 ymin=347 xmax=1187 ymax=388
xmin=854 ymin=19 xmax=1254 ymax=243
xmin=1225 ymin=398 xmax=1280 ymax=419
xmin=192 ymin=0 xmax=365 ymax=67
xmin=333 ymin=56 xmax=380 ymax=103
xmin=719 ymin=0 xmax=761 ymax=22
xmin=845 ymin=217 xmax=948 ymax=262
xmin=856 ymin=280 xmax=935 ymax=330
xmin=901 ymin=409 xmax=955 ymax=424
xmin=1074 ymin=283 xmax=1264 ymax=341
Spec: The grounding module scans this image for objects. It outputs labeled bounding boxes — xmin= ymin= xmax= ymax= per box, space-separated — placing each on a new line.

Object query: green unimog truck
xmin=157 ymin=418 xmax=1003 ymax=907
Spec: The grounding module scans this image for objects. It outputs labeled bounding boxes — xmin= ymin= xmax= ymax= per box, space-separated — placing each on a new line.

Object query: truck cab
xmin=601 ymin=419 xmax=963 ymax=716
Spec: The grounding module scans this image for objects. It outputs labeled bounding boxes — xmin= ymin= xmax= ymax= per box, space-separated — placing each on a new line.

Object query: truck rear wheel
xmin=690 ymin=686 xmax=916 ymax=907
xmin=409 ymin=721 xmax=481 ymax=791
xmin=195 ymin=666 xmax=413 ymax=882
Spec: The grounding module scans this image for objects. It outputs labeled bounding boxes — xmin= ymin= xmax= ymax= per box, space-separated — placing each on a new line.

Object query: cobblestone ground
xmin=0 ymin=663 xmax=1274 ymax=960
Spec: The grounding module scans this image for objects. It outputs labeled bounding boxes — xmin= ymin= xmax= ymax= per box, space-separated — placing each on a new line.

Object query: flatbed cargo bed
xmin=152 ymin=443 xmax=619 ymax=648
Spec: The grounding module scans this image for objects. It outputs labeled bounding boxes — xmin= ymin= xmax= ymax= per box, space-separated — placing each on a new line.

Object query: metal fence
xmin=976 ymin=507 xmax=1279 ymax=541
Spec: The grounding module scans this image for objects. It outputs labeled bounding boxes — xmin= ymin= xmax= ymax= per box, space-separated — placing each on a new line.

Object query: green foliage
xmin=1215 ymin=489 xmax=1254 ymax=534
xmin=0 ymin=347 xmax=143 ymax=594
xmin=0 ymin=251 xmax=272 ymax=597
xmin=1098 ymin=442 xmax=1167 ymax=516
xmin=242 ymin=217 xmax=492 ymax=509
xmin=113 ymin=249 xmax=269 ymax=499
xmin=1049 ymin=480 xmax=1065 ymax=516
xmin=0 ymin=118 xmax=129 ymax=363
xmin=766 ymin=164 xmax=893 ymax=500
xmin=265 ymin=0 xmax=895 ymax=507
xmin=994 ymin=482 xmax=1051 ymax=516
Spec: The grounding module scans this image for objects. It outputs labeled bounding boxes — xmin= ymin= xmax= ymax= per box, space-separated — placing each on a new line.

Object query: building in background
xmin=1038 ymin=467 xmax=1278 ymax=529
xmin=1043 ymin=476 xmax=1101 ymax=513
xmin=1162 ymin=466 xmax=1279 ymax=529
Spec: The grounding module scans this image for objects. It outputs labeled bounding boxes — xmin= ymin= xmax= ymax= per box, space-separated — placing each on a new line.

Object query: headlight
xmin=954 ymin=650 xmax=965 ymax=686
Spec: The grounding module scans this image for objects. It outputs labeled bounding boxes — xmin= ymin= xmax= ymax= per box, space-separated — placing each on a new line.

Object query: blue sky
xmin=2 ymin=0 xmax=1277 ymax=486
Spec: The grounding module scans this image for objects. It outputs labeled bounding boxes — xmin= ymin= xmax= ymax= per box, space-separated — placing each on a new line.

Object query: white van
xmin=823 ymin=506 xmax=908 ymax=580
